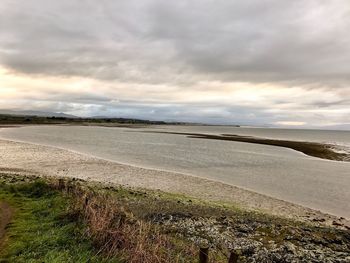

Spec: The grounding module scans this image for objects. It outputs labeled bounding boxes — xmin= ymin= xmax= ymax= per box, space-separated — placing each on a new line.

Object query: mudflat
xmin=0 ymin=138 xmax=348 ymax=229
xmin=143 ymin=131 xmax=350 ymax=162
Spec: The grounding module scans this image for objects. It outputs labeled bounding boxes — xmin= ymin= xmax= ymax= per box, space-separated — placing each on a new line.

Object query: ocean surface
xmin=1 ymin=125 xmax=350 ymax=218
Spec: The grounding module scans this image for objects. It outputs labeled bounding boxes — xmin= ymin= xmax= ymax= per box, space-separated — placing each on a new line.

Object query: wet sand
xmin=142 ymin=131 xmax=350 ymax=162
xmin=0 ymin=138 xmax=349 ymax=229
xmin=0 ymin=125 xmax=21 ymax=129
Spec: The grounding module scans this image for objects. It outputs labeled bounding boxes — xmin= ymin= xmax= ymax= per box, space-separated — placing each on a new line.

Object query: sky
xmin=0 ymin=0 xmax=349 ymax=129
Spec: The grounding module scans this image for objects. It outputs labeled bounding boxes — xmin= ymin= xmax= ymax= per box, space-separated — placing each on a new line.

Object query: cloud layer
xmin=0 ymin=0 xmax=349 ymax=128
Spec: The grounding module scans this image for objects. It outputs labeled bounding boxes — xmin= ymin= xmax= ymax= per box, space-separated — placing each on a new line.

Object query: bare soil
xmin=0 ymin=201 xmax=13 ymax=248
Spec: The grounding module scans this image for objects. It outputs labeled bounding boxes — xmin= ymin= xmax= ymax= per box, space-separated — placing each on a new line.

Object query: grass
xmin=59 ymin=180 xmax=200 ymax=263
xmin=0 ymin=181 xmax=119 ymax=263
xmin=1 ymin=174 xmax=348 ymax=262
xmin=0 ymin=177 xmax=204 ymax=263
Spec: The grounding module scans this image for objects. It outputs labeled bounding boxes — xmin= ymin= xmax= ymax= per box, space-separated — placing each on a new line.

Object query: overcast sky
xmin=0 ymin=0 xmax=349 ymax=129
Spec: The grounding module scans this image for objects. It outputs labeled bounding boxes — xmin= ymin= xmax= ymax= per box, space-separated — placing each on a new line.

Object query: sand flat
xmin=2 ymin=125 xmax=350 ymax=219
xmin=1 ymin=138 xmax=349 ymax=229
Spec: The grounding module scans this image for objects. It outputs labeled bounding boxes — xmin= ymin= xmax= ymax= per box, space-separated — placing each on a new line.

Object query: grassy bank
xmin=0 ymin=175 xmax=205 ymax=262
xmin=0 ymin=180 xmax=120 ymax=262
xmin=0 ymin=173 xmax=349 ymax=262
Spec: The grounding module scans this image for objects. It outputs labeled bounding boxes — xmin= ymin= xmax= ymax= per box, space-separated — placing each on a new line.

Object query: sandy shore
xmin=0 ymin=138 xmax=348 ymax=228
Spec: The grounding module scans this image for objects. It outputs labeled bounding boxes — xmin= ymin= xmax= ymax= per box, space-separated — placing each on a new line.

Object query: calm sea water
xmin=1 ymin=125 xmax=349 ymax=218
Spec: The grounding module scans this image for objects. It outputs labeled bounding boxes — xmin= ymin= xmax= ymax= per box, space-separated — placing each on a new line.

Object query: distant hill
xmin=0 ymin=110 xmax=204 ymax=126
xmin=0 ymin=110 xmax=78 ymax=118
xmin=0 ymin=111 xmax=185 ymax=126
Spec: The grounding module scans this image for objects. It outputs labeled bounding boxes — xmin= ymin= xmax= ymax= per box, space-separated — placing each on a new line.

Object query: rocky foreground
xmin=152 ymin=212 xmax=350 ymax=262
xmin=99 ymin=183 xmax=350 ymax=262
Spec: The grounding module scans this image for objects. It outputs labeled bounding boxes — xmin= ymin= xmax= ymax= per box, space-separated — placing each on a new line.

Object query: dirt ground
xmin=0 ymin=202 xmax=13 ymax=248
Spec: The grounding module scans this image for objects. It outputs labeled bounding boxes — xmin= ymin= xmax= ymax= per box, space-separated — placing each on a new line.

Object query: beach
xmin=1 ymin=138 xmax=348 ymax=229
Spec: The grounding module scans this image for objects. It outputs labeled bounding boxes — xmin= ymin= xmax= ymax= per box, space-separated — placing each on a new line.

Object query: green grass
xmin=0 ymin=181 xmax=120 ymax=263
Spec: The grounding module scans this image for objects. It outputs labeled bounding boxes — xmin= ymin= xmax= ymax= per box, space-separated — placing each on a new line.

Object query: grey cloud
xmin=309 ymin=99 xmax=350 ymax=108
xmin=0 ymin=0 xmax=180 ymax=83
xmin=148 ymin=0 xmax=350 ymax=83
xmin=1 ymin=0 xmax=350 ymax=85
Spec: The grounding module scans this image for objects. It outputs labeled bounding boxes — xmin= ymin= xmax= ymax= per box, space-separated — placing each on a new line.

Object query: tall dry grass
xmin=54 ymin=179 xmax=198 ymax=263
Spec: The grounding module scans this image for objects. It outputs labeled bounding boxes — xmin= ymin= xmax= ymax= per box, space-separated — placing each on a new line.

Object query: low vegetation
xmin=0 ymin=174 xmax=209 ymax=262
xmin=0 ymin=180 xmax=118 ymax=262
xmin=0 ymin=114 xmax=185 ymax=126
xmin=0 ymin=173 xmax=349 ymax=262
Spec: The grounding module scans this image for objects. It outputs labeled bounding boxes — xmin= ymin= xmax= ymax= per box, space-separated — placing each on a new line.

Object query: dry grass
xmin=54 ymin=179 xmax=199 ymax=263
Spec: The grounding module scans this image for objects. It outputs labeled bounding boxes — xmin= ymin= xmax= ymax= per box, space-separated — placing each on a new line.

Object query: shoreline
xmin=0 ymin=138 xmax=349 ymax=229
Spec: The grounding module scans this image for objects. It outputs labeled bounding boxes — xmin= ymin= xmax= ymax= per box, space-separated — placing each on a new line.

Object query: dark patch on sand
xmin=143 ymin=131 xmax=350 ymax=162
